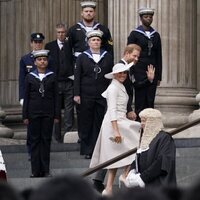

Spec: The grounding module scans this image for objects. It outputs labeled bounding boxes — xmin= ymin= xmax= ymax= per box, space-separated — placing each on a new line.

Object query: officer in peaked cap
xmin=138 ymin=8 xmax=155 ymax=16
xmin=31 ymin=32 xmax=45 ymax=42
xmin=80 ymin=0 xmax=96 ymax=9
xmin=19 ymin=33 xmax=47 ymax=104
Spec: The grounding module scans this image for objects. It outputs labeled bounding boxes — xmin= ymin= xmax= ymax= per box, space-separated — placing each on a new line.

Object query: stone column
xmin=108 ymin=0 xmax=198 ymax=129
xmin=197 ymin=0 xmax=200 ymax=90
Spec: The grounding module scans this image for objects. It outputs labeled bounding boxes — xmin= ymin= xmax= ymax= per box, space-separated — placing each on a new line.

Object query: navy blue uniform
xmin=19 ymin=53 xmax=36 ymax=100
xmin=19 ymin=52 xmax=54 ymax=157
xmin=74 ymin=49 xmax=113 ymax=156
xmin=67 ymin=21 xmax=114 ymax=141
xmin=23 ymin=69 xmax=60 ymax=176
xmin=19 ymin=52 xmax=54 ymax=100
xmin=127 ymin=25 xmax=162 ymax=118
xmin=67 ymin=21 xmax=113 ymax=59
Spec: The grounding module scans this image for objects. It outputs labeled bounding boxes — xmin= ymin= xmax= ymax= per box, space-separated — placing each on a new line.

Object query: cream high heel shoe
xmin=102 ymin=189 xmax=112 ymax=196
xmin=119 ymin=174 xmax=128 ymax=188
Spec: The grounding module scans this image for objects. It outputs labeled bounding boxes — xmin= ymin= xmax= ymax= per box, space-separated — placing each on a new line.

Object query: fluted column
xmin=198 ymin=0 xmax=200 ymax=90
xmin=108 ymin=0 xmax=198 ymax=128
xmin=0 ymin=0 xmax=105 ymax=107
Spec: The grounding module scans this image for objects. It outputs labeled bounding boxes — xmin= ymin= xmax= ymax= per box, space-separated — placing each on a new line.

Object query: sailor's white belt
xmin=74 ymin=52 xmax=82 ymax=57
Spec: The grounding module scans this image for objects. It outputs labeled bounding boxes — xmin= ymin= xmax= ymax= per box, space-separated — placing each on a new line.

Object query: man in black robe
xmin=126 ymin=108 xmax=176 ymax=187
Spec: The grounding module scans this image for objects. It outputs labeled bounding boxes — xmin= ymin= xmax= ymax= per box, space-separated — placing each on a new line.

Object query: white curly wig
xmin=139 ymin=108 xmax=164 ymax=150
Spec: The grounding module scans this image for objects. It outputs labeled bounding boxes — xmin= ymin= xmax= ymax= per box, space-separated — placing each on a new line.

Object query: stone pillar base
xmin=155 ymin=87 xmax=198 ymax=128
xmin=0 ymin=107 xmax=14 ymax=138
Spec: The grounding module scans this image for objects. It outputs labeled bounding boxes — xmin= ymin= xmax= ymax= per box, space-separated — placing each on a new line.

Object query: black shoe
xmin=93 ymin=180 xmax=105 ymax=193
xmin=56 ymin=138 xmax=63 ymax=143
xmin=77 ymin=138 xmax=81 ymax=143
xmin=43 ymin=173 xmax=52 ymax=178
xmin=30 ymin=174 xmax=40 ymax=178
xmin=84 ymin=154 xmax=92 ymax=159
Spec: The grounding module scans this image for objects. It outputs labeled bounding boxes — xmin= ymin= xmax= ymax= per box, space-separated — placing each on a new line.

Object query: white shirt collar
xmin=57 ymin=39 xmax=64 ymax=49
xmin=121 ymin=59 xmax=128 ymax=65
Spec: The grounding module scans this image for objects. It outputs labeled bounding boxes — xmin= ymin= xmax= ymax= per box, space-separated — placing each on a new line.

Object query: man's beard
xmin=83 ymin=17 xmax=94 ymax=23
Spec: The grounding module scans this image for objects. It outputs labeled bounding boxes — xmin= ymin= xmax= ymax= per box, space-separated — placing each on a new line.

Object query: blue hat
xmin=32 ymin=50 xmax=49 ymax=59
xmin=31 ymin=33 xmax=45 ymax=41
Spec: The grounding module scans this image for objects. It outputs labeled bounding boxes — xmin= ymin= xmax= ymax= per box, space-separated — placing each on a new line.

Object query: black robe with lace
xmin=130 ymin=131 xmax=176 ymax=187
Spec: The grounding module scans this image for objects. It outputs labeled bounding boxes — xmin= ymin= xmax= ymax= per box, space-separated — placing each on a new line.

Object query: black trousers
xmin=134 ymin=83 xmax=157 ymax=121
xmin=53 ymin=80 xmax=74 ymax=142
xmin=29 ymin=116 xmax=53 ymax=175
xmin=80 ymin=97 xmax=106 ymax=155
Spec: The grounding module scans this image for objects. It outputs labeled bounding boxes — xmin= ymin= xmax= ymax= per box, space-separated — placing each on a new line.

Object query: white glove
xmin=20 ymin=99 xmax=24 ymax=106
xmin=126 ymin=171 xmax=145 ymax=188
xmin=126 ymin=169 xmax=137 ymax=187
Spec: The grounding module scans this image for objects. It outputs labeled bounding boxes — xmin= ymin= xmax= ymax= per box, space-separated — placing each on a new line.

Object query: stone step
xmin=1 ymin=141 xmax=200 ymax=191
xmin=4 ymin=152 xmax=90 ymax=170
xmin=7 ymin=174 xmax=94 ymax=191
xmin=0 ymin=143 xmax=80 ymax=153
xmin=3 ymin=148 xmax=200 ymax=181
xmin=176 ymin=147 xmax=200 ymax=187
xmin=6 ymin=168 xmax=90 ymax=178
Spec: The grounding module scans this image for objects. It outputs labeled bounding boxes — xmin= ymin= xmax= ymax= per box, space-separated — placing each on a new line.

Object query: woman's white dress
xmin=90 ymin=79 xmax=141 ymax=169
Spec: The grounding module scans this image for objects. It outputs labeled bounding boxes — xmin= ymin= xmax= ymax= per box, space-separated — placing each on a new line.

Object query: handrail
xmin=82 ymin=117 xmax=200 ymax=177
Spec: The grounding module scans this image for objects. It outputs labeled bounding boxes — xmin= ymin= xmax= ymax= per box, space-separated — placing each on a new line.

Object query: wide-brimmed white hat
xmin=104 ymin=63 xmax=131 ymax=79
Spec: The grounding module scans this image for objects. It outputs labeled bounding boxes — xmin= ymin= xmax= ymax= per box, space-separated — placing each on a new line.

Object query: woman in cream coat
xmin=90 ymin=63 xmax=141 ymax=195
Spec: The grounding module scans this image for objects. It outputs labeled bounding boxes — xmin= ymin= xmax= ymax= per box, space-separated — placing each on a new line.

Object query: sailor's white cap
xmin=138 ymin=8 xmax=155 ymax=16
xmin=80 ymin=1 xmax=96 ymax=8
xmin=32 ymin=50 xmax=49 ymax=59
xmin=86 ymin=30 xmax=103 ymax=39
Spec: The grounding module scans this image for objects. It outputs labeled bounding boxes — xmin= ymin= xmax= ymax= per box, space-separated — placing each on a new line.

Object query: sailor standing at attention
xmin=127 ymin=8 xmax=162 ymax=121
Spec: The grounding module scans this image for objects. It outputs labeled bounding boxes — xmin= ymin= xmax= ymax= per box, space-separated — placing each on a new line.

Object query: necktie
xmin=60 ymin=42 xmax=64 ymax=50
